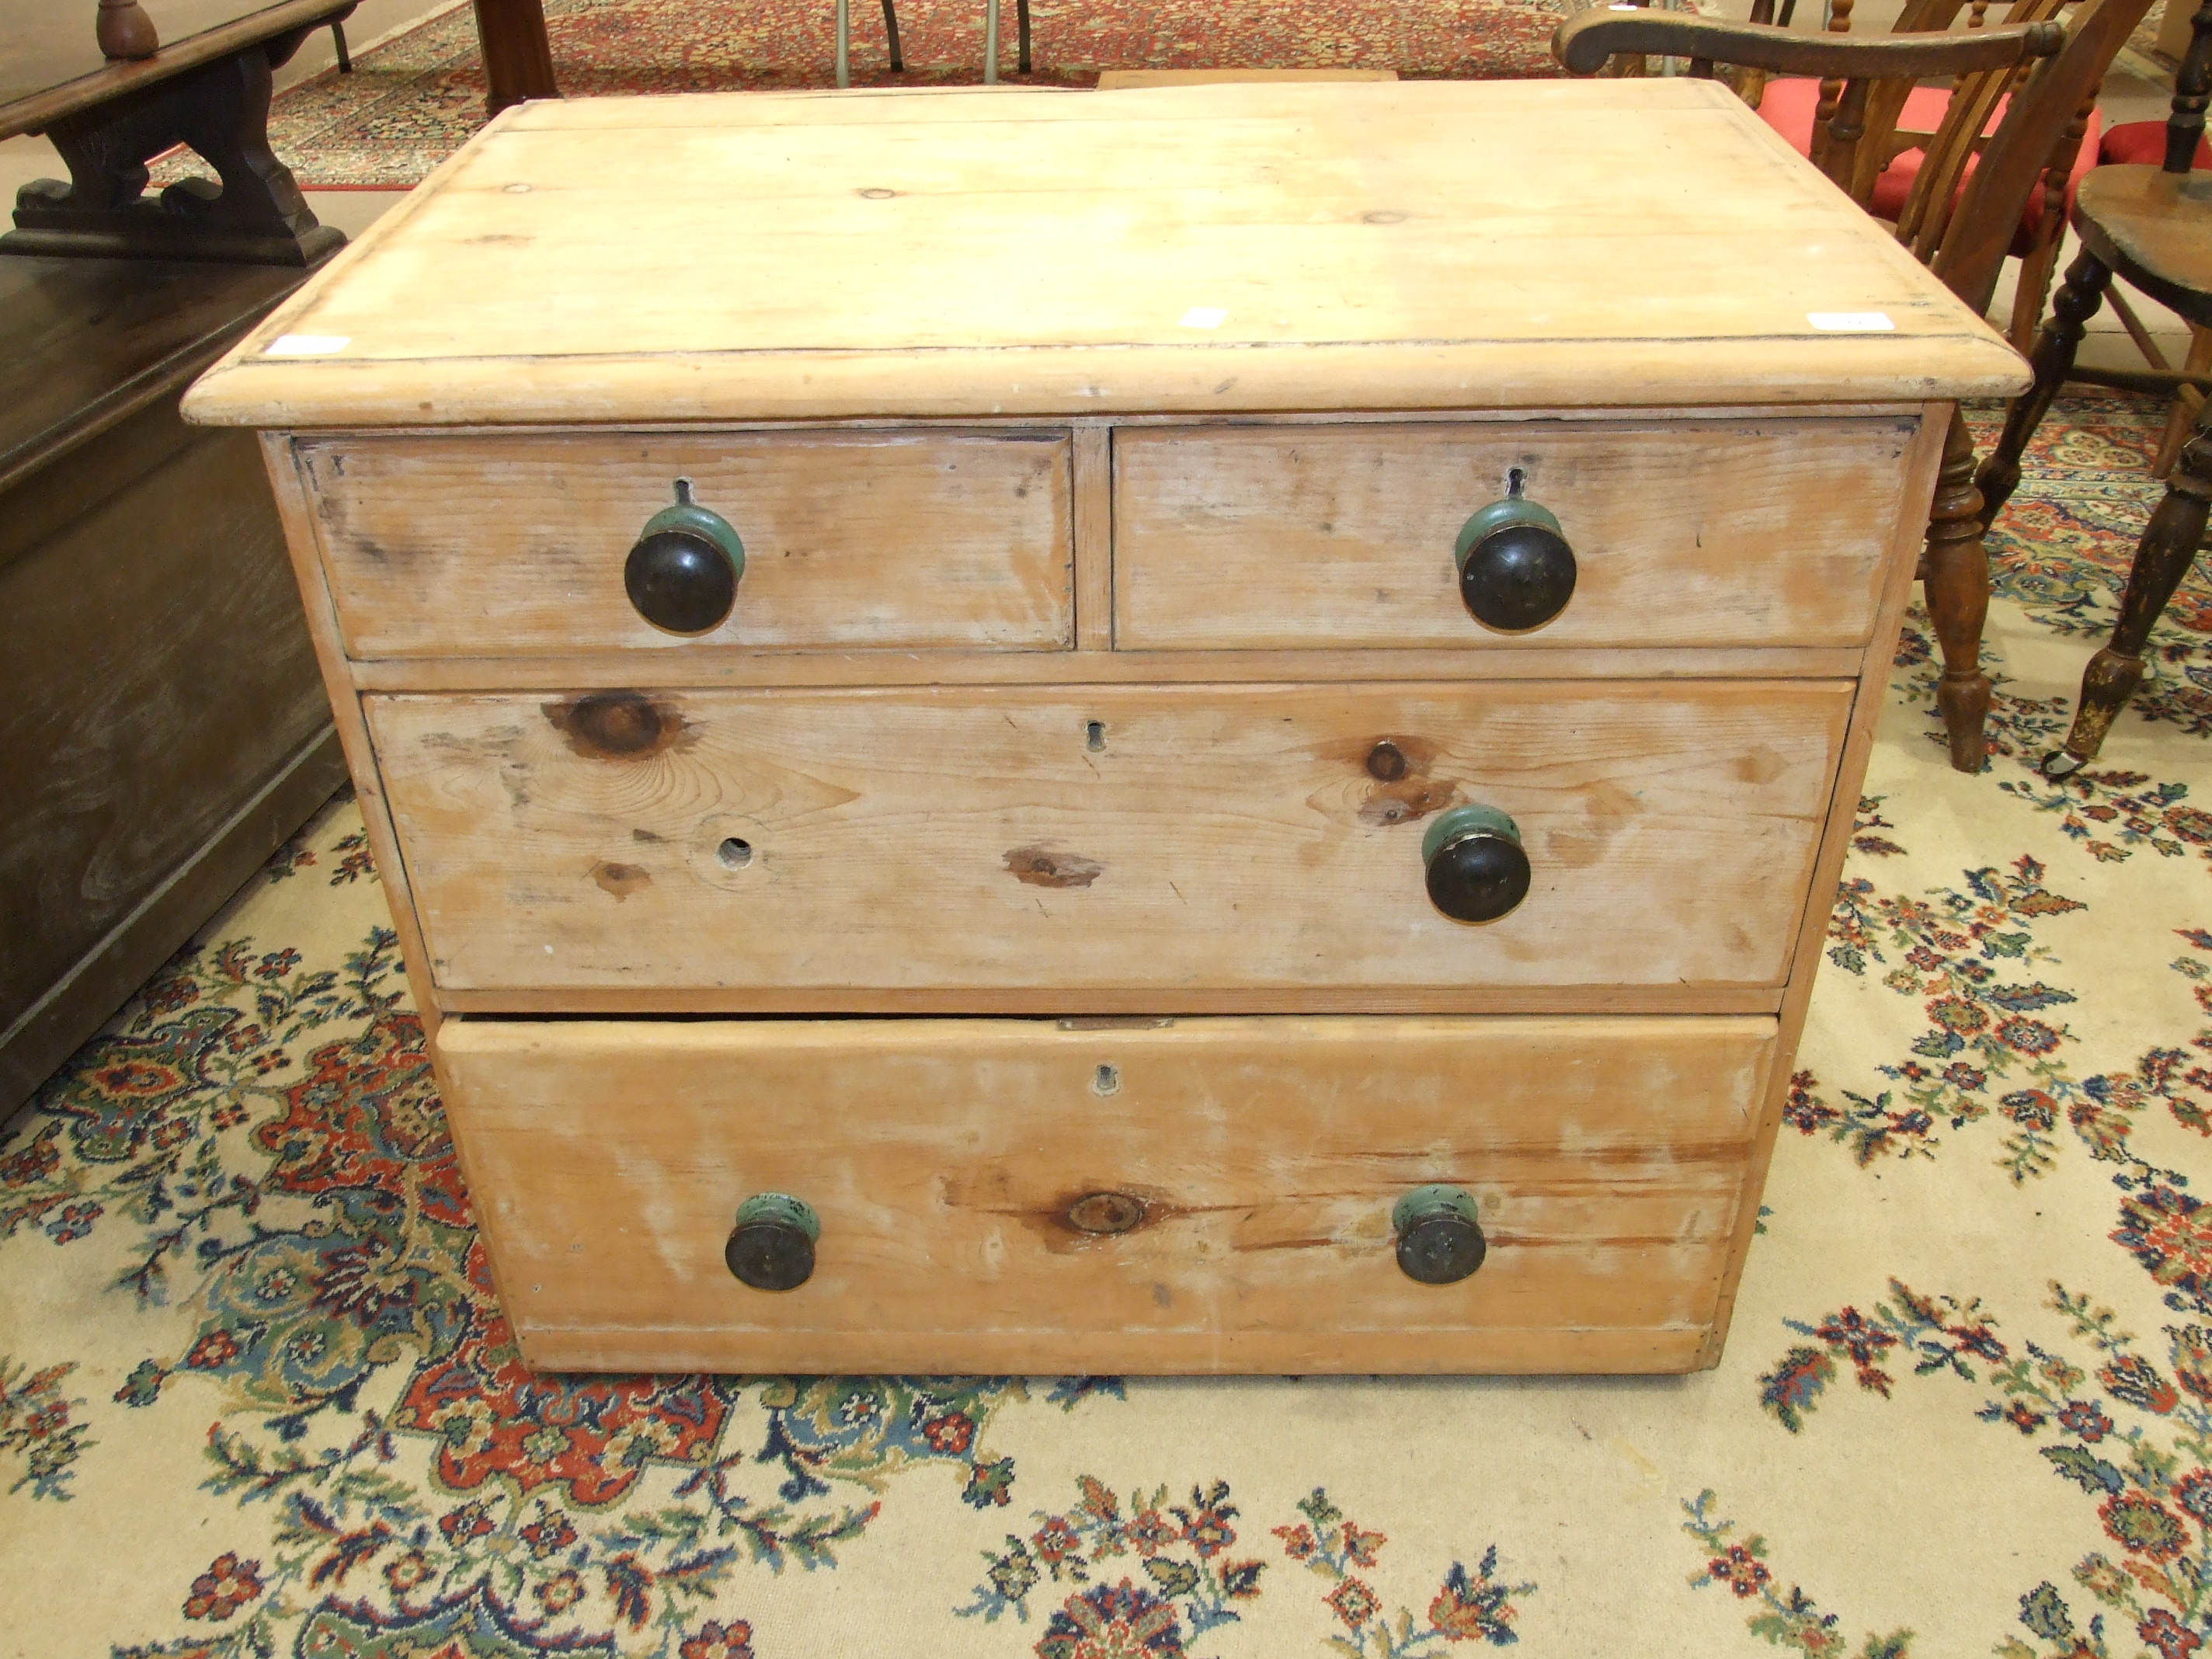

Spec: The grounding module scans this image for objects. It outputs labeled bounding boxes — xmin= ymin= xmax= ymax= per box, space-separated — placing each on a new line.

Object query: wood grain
xmin=1697 ymin=400 xmax=1952 ymax=1366
xmin=297 ymin=430 xmax=1075 ymax=657
xmin=180 ymin=81 xmax=2028 ymax=429
xmin=257 ymin=433 xmax=448 ymax=1046
xmin=1072 ymin=422 xmax=1112 ymax=651
xmin=1113 ymin=417 xmax=1917 ymax=649
xmin=346 ymin=643 xmax=1869 ymax=691
xmin=365 ymin=680 xmax=1851 ymax=998
xmin=435 ymin=1012 xmax=1771 ymax=1374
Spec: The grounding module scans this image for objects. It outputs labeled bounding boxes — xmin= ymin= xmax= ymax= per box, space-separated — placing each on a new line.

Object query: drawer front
xmin=297 ymin=430 xmax=1075 ymax=656
xmin=367 ymin=680 xmax=1850 ymax=998
xmin=437 ymin=1014 xmax=1772 ymax=1373
xmin=1112 ymin=418 xmax=1917 ymax=649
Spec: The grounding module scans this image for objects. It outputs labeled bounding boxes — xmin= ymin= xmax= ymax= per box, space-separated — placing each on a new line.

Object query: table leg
xmin=474 ymin=0 xmax=558 ymax=117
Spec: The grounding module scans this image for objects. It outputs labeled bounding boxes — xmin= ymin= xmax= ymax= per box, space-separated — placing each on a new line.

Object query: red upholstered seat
xmin=2099 ymin=117 xmax=2212 ymax=167
xmin=1758 ymin=76 xmax=2102 ymax=255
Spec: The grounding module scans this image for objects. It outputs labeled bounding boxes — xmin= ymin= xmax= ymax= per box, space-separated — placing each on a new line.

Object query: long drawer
xmin=436 ymin=1013 xmax=1772 ymax=1373
xmin=1112 ymin=418 xmax=1917 ymax=650
xmin=294 ymin=429 xmax=1076 ymax=656
xmin=367 ymin=680 xmax=1852 ymax=1002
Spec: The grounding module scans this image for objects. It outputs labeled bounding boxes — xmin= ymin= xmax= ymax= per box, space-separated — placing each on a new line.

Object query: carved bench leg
xmin=1925 ymin=405 xmax=1995 ymax=773
xmin=1976 ymin=249 xmax=2113 ymax=525
xmin=2043 ymin=404 xmax=2212 ymax=777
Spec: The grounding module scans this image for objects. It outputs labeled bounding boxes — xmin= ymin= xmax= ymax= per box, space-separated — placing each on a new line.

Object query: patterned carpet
xmin=5 ymin=396 xmax=2211 ymax=1656
xmin=242 ymin=0 xmax=1573 ymax=186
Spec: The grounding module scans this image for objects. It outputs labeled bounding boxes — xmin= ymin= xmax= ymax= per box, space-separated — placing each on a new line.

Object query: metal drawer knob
xmin=1393 ymin=1184 xmax=1486 ymax=1284
xmin=1421 ymin=804 xmax=1530 ymax=923
xmin=1456 ymin=492 xmax=1575 ymax=632
xmin=725 ymin=1191 xmax=817 ymax=1291
xmin=626 ymin=479 xmax=745 ymax=635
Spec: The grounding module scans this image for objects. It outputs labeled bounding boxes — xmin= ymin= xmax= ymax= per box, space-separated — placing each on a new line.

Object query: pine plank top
xmin=183 ymin=79 xmax=2029 ymax=428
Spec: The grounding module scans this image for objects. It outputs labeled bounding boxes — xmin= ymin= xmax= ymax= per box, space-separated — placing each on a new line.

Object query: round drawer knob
xmin=626 ymin=480 xmax=745 ymax=635
xmin=1455 ymin=495 xmax=1575 ymax=632
xmin=1393 ymin=1184 xmax=1486 ymax=1284
xmin=1421 ymin=804 xmax=1530 ymax=923
xmin=725 ymin=1191 xmax=818 ymax=1292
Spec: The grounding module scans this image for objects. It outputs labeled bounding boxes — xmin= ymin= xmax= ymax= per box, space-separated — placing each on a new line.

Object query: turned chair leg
xmin=2043 ymin=402 xmax=2212 ymax=777
xmin=1976 ymin=249 xmax=2114 ymax=525
xmin=1923 ymin=406 xmax=1996 ymax=772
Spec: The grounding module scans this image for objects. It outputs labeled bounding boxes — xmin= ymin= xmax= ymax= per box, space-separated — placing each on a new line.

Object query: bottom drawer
xmin=435 ymin=1014 xmax=1774 ymax=1374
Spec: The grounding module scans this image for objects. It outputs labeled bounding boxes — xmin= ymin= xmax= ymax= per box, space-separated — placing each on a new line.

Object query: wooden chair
xmin=1556 ymin=0 xmax=2154 ymax=771
xmin=1973 ymin=0 xmax=2212 ymax=777
xmin=1758 ymin=0 xmax=2109 ymax=352
xmin=2049 ymin=60 xmax=2212 ymax=476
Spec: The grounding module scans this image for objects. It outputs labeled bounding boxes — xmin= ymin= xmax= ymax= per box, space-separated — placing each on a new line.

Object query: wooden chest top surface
xmin=183 ymin=79 xmax=2026 ymax=429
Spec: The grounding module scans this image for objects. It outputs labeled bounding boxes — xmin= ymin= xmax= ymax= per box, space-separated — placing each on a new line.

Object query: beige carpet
xmin=3 ymin=397 xmax=2209 ymax=1657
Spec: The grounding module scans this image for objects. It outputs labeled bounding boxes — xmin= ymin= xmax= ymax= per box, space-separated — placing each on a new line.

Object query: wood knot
xmin=1005 ymin=845 xmax=1104 ymax=889
xmin=1366 ymin=741 xmax=1408 ymax=781
xmin=1066 ymin=1192 xmax=1146 ymax=1235
xmin=544 ymin=692 xmax=684 ymax=760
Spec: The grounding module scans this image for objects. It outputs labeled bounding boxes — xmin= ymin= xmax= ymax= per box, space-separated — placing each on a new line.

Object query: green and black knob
xmin=725 ymin=1192 xmax=818 ymax=1292
xmin=1421 ymin=804 xmax=1530 ymax=923
xmin=626 ymin=479 xmax=746 ymax=635
xmin=1455 ymin=490 xmax=1575 ymax=632
xmin=1393 ymin=1185 xmax=1486 ymax=1284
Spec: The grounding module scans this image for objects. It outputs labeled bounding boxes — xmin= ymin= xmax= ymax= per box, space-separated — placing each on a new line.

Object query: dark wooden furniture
xmin=1556 ymin=0 xmax=2151 ymax=771
xmin=1975 ymin=0 xmax=2212 ymax=775
xmin=473 ymin=0 xmax=555 ymax=114
xmin=0 ymin=0 xmax=356 ymax=264
xmin=0 ymin=4 xmax=348 ymax=1122
xmin=0 ymin=254 xmax=346 ymax=1122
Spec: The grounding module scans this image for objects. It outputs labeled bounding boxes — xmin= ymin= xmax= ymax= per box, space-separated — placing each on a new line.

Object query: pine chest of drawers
xmin=184 ymin=78 xmax=2025 ymax=1375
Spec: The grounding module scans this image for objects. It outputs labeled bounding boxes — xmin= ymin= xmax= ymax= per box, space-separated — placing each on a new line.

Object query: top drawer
xmin=1111 ymin=418 xmax=1918 ymax=650
xmin=295 ymin=429 xmax=1076 ymax=658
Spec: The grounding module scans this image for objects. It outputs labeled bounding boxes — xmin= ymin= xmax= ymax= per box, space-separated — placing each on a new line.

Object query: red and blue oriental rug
xmin=248 ymin=0 xmax=1574 ymax=186
xmin=5 ymin=396 xmax=2212 ymax=1655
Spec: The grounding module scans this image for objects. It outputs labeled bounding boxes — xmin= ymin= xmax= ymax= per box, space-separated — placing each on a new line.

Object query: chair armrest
xmin=1551 ymin=8 xmax=2062 ymax=78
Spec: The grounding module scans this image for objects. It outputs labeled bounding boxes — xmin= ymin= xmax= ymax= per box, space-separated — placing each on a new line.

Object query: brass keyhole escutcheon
xmin=1066 ymin=1191 xmax=1146 ymax=1235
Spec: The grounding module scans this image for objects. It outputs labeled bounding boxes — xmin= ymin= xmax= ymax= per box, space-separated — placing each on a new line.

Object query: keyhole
xmin=1086 ymin=721 xmax=1106 ymax=752
xmin=718 ymin=837 xmax=753 ymax=868
xmin=1505 ymin=466 xmax=1526 ymax=497
xmin=673 ymin=476 xmax=695 ymax=506
xmin=1092 ymin=1064 xmax=1120 ymax=1096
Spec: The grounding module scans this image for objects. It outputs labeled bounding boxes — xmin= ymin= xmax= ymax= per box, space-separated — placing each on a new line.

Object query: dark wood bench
xmin=0 ymin=0 xmax=352 ymax=1121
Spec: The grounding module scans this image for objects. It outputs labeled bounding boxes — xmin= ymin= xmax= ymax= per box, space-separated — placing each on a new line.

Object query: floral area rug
xmin=3 ymin=394 xmax=2210 ymax=1656
xmin=248 ymin=0 xmax=1572 ymax=187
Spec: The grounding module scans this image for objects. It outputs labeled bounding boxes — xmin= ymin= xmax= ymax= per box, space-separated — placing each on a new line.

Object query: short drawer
xmin=294 ymin=429 xmax=1075 ymax=656
xmin=1111 ymin=418 xmax=1918 ymax=649
xmin=436 ymin=1013 xmax=1771 ymax=1373
xmin=367 ymin=680 xmax=1850 ymax=1001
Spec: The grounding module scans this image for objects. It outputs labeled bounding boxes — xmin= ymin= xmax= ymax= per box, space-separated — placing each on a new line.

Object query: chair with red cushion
xmin=1753 ymin=0 xmax=2119 ymax=350
xmin=1556 ymin=0 xmax=2153 ymax=770
xmin=1975 ymin=0 xmax=2212 ymax=777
